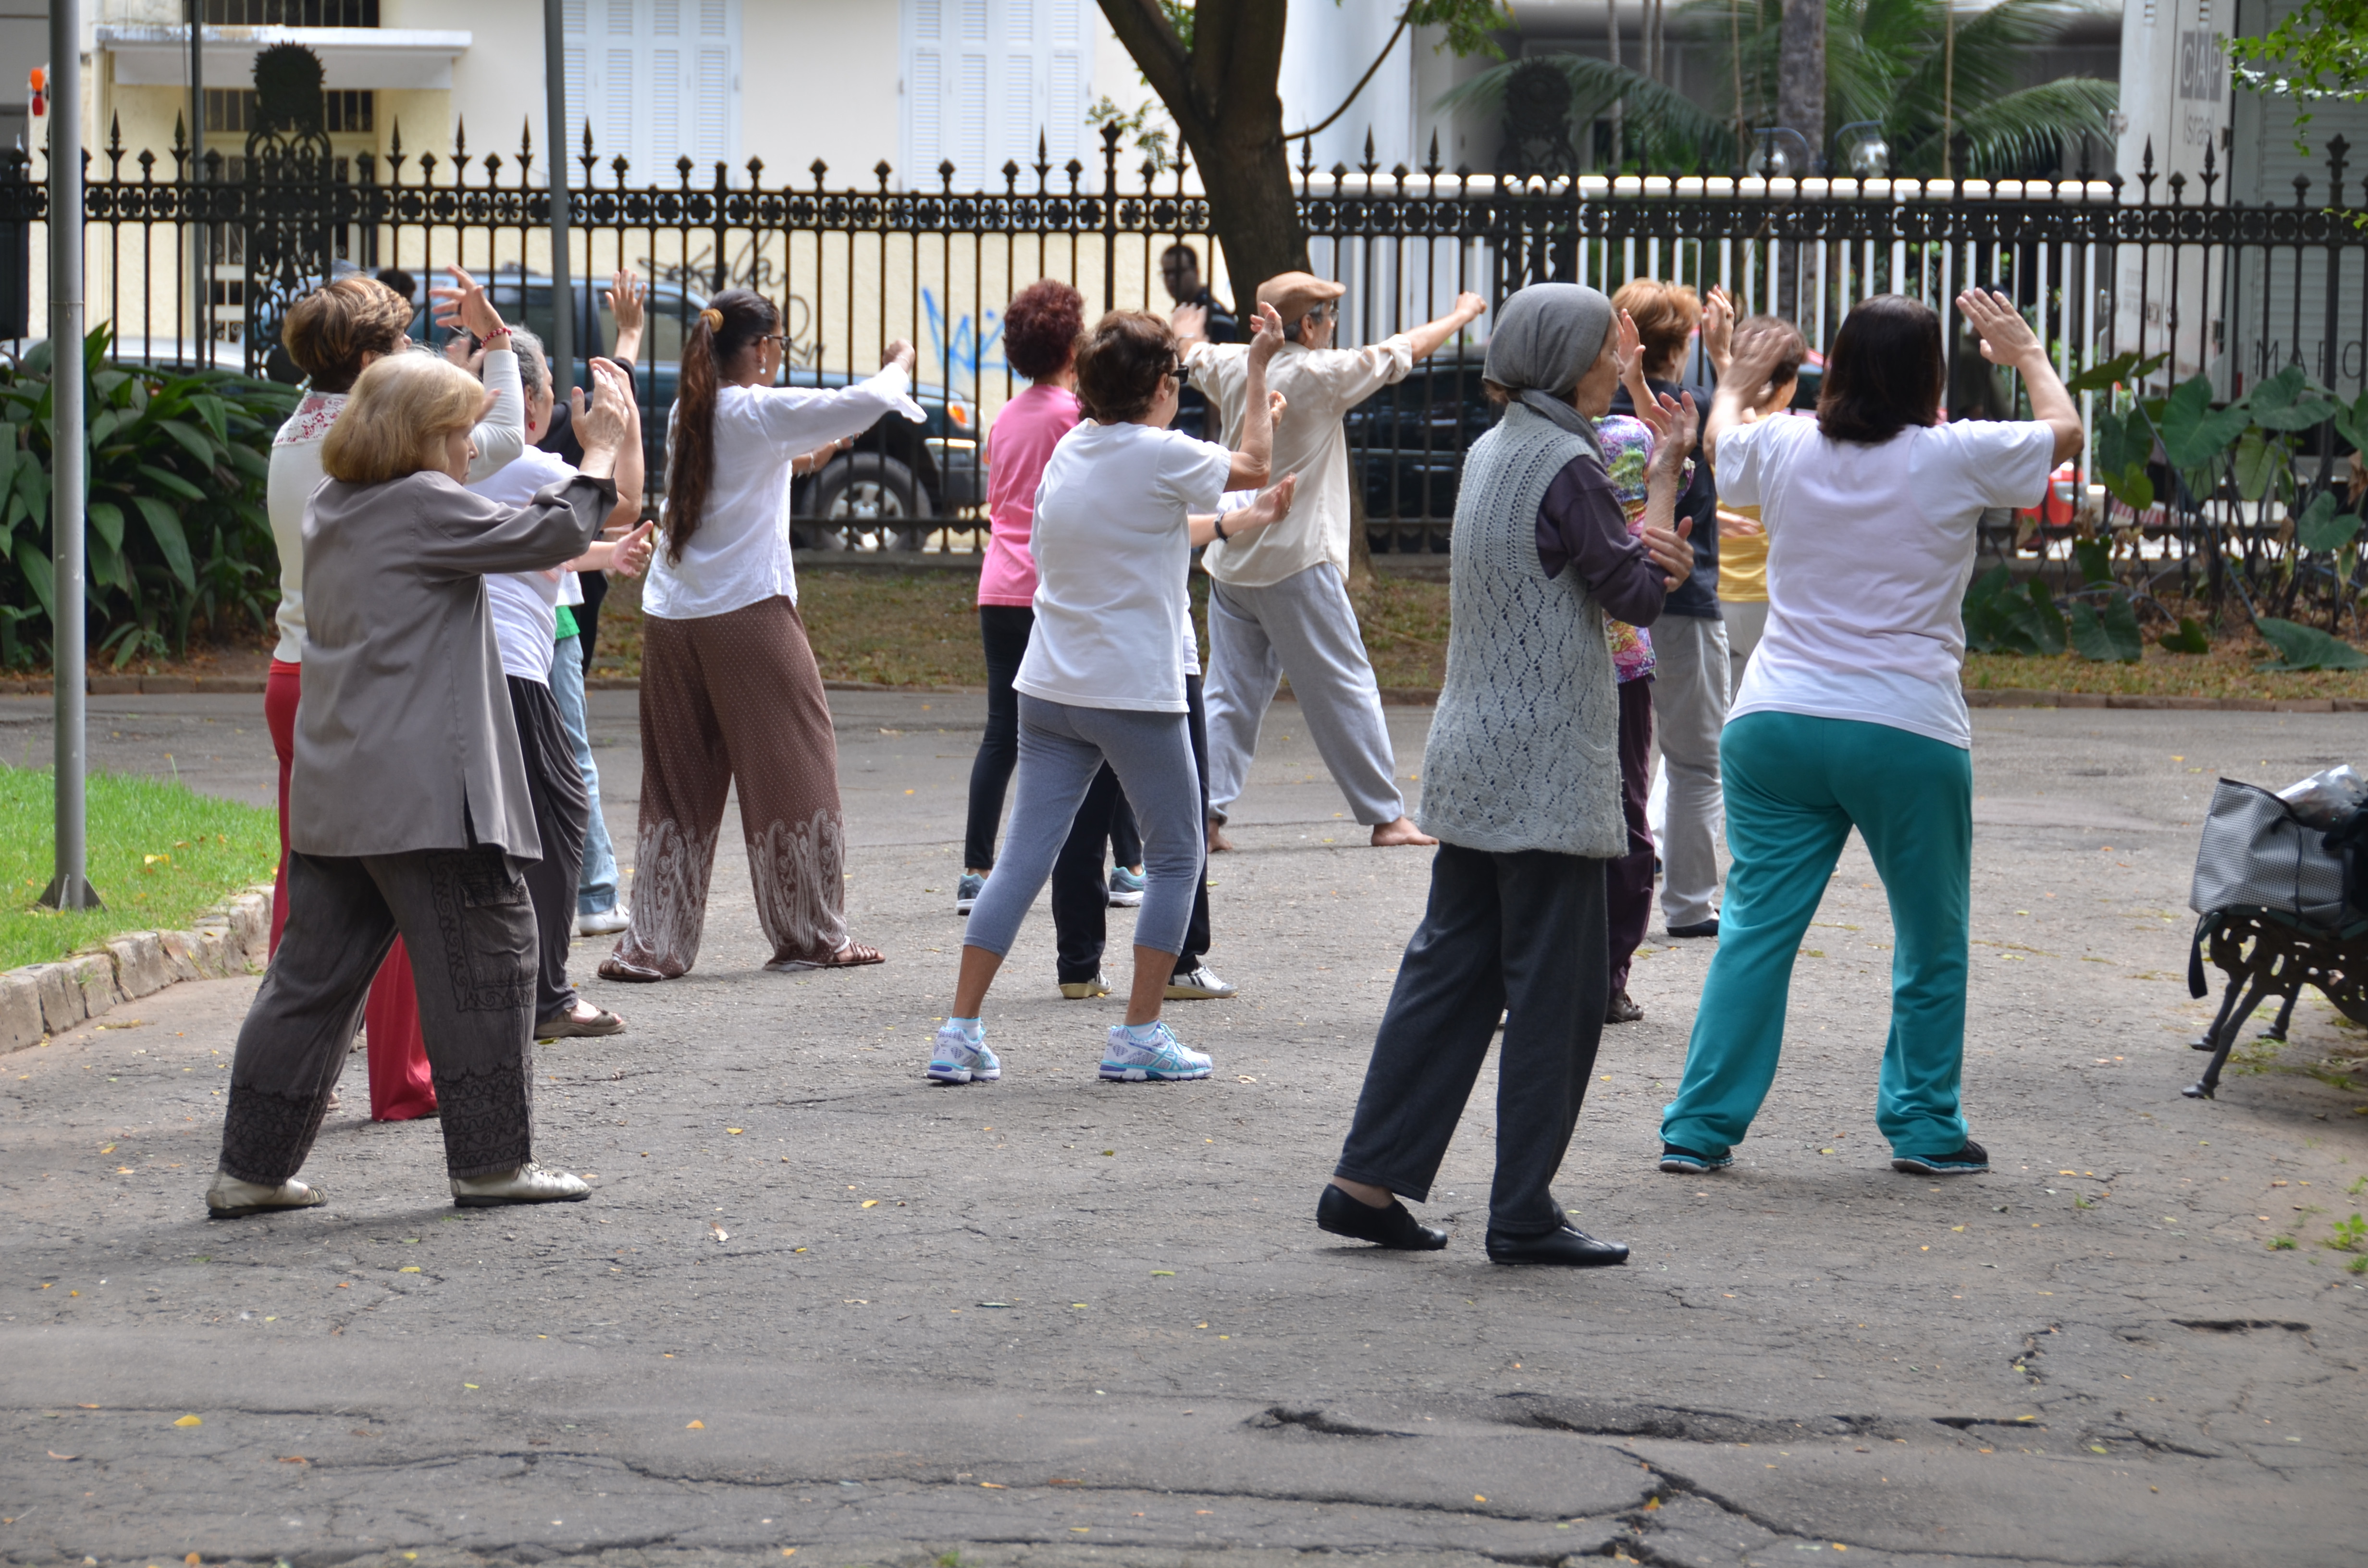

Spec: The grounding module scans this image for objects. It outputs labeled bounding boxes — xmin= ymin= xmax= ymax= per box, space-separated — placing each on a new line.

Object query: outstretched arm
xmin=1404 ymin=291 xmax=1487 ymax=363
xmin=1225 ymin=303 xmax=1285 ymax=490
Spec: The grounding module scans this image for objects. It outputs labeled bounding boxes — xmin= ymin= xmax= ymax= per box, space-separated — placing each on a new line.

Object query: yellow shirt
xmin=1719 ymin=505 xmax=1768 ymax=603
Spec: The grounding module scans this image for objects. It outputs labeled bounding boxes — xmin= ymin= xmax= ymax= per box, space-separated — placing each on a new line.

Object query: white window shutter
xmin=957 ymin=53 xmax=987 ymax=184
xmin=696 ymin=51 xmax=728 ymax=167
xmin=653 ymin=48 xmax=681 ymax=171
xmin=605 ymin=49 xmax=636 ymax=169
xmin=912 ymin=49 xmax=943 ymax=176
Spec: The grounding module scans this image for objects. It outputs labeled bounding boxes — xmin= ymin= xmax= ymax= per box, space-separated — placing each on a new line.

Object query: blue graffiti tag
xmin=922 ymin=288 xmax=1008 ymax=395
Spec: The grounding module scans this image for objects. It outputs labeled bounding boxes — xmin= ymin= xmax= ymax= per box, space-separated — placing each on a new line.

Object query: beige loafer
xmin=206 ymin=1169 xmax=326 ymax=1219
xmin=451 ymin=1162 xmax=592 ymax=1207
xmin=536 ymin=1006 xmax=625 ymax=1040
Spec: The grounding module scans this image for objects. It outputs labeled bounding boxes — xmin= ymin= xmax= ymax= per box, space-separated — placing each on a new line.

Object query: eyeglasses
xmin=758 ymin=332 xmax=788 ymax=347
xmin=1165 ymin=357 xmax=1193 ymax=387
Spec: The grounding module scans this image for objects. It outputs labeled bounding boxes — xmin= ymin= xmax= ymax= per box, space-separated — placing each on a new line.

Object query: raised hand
xmin=572 ymin=356 xmax=636 ymax=465
xmin=1639 ymin=389 xmax=1699 ymax=465
xmin=1702 ymin=285 xmax=1736 ymax=376
xmin=1172 ymin=301 xmax=1209 ymax=345
xmin=1726 ymin=320 xmax=1797 ymax=406
xmin=1246 ymin=300 xmax=1286 ymax=365
xmin=1453 ymin=290 xmax=1488 ymax=322
xmin=1958 ymin=287 xmax=2043 ymax=368
xmin=1641 ymin=514 xmax=1695 ymax=588
xmin=606 ymin=270 xmax=645 ymax=336
xmin=883 ymin=338 xmax=918 ymax=376
xmin=430 ymin=264 xmax=507 ymax=342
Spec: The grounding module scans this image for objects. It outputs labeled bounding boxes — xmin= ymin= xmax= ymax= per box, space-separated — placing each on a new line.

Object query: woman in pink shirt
xmin=960 ymin=280 xmax=1085 ymax=912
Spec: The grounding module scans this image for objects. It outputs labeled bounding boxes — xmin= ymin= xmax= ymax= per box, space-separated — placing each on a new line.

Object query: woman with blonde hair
xmin=600 ymin=290 xmax=922 ymax=981
xmin=266 ymin=266 xmax=524 ymax=1122
xmin=208 ymin=351 xmax=639 ymax=1216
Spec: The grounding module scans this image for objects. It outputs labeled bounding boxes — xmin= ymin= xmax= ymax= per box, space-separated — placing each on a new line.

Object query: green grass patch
xmin=0 ymin=765 xmax=279 ymax=971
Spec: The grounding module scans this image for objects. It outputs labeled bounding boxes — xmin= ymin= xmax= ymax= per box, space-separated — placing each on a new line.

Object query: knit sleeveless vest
xmin=1415 ymin=401 xmax=1625 ymax=859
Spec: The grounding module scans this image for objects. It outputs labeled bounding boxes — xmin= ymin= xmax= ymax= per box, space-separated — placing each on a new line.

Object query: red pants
xmin=266 ymin=658 xmax=437 ymax=1121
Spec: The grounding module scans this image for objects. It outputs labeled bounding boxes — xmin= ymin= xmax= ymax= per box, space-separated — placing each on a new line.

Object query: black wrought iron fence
xmin=2 ymin=116 xmax=2366 ymax=619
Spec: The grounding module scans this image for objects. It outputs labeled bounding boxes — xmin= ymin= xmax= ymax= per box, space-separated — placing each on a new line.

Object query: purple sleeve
xmin=1535 ymin=457 xmax=1668 ymax=625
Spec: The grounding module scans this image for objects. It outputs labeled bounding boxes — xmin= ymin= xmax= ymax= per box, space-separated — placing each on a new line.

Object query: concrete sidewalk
xmin=1 ymin=695 xmax=2363 ymax=1568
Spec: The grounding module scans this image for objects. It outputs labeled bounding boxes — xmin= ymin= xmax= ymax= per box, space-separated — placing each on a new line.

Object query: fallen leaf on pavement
xmin=173 ymin=1415 xmax=202 ymax=1427
xmin=979 ymin=1481 xmax=1004 ymax=1488
xmin=861 ymin=1199 xmax=879 ymax=1208
xmin=687 ymin=1420 xmax=705 ymax=1429
xmin=47 ymin=1451 xmax=75 ymax=1460
xmin=278 ymin=1456 xmax=307 ymax=1465
xmin=710 ymin=1222 xmax=729 ymax=1242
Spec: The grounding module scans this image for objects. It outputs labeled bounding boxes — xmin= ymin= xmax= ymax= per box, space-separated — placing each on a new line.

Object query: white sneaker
xmin=577 ymin=905 xmax=631 ymax=936
xmin=450 ymin=1162 xmax=592 ymax=1207
xmin=1164 ymin=964 xmax=1237 ymax=1000
xmin=1099 ymin=1020 xmax=1213 ymax=1081
xmin=205 ymin=1169 xmax=325 ymax=1219
xmin=928 ymin=1020 xmax=1001 ymax=1084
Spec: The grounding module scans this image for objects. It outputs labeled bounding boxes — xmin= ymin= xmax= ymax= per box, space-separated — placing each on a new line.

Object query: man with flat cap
xmin=1177 ymin=272 xmax=1486 ymax=850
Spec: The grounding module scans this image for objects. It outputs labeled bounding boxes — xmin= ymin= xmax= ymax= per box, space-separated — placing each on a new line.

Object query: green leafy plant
xmin=2326 ymin=1213 xmax=2368 ymax=1251
xmin=0 ymin=325 xmax=296 ymax=668
xmin=2159 ymin=616 xmax=2214 ymax=654
xmin=2254 ymin=616 xmax=2368 ymax=671
xmin=2269 ymin=1234 xmax=2299 ymax=1250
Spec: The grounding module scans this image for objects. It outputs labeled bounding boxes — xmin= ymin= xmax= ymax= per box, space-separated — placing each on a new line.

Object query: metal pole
xmin=43 ymin=0 xmax=97 ymax=910
xmin=187 ymin=0 xmax=202 ymax=369
xmin=542 ymin=0 xmax=573 ymax=387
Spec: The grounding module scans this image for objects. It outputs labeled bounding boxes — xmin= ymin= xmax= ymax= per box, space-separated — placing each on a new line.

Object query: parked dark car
xmin=390 ymin=267 xmax=984 ymax=546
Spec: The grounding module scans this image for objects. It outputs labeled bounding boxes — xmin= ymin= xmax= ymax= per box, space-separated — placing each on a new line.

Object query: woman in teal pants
xmin=1659 ymin=291 xmax=2084 ymax=1177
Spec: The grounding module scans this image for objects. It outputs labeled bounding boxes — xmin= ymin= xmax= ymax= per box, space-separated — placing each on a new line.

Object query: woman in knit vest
xmin=1316 ymin=282 xmax=1697 ymax=1267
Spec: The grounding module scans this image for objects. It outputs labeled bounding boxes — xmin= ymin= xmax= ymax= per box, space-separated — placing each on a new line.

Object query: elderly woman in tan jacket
xmin=207 ymin=352 xmax=639 ymax=1217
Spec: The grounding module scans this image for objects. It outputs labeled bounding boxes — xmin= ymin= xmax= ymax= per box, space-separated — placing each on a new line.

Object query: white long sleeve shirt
xmin=644 ymin=364 xmax=924 ymax=620
xmin=267 ymin=347 xmax=525 ymax=663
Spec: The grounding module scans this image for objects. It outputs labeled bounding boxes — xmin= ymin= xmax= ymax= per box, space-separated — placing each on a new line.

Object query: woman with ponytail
xmin=600 ymin=290 xmax=921 ymax=980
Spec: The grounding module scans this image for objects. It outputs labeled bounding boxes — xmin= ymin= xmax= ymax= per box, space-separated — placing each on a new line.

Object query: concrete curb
xmin=1963 ymin=687 xmax=2368 ymax=713
xmin=0 ymin=883 xmax=273 ymax=1055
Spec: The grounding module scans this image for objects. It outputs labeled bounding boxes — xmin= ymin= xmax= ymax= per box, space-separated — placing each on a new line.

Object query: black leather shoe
xmin=1667 ymin=919 xmax=1720 ymax=939
xmin=1485 ymin=1224 xmax=1630 ymax=1267
xmin=1605 ymin=989 xmax=1644 ymax=1023
xmin=1317 ymin=1184 xmax=1449 ymax=1250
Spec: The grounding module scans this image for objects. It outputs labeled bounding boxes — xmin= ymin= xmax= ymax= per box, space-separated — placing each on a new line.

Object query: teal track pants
xmin=1660 ymin=711 xmax=1973 ymax=1162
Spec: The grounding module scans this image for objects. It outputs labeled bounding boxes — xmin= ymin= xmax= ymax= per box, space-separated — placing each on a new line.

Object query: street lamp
xmin=1835 ymin=121 xmax=1891 ymax=178
xmin=1747 ymin=126 xmax=1814 ymax=180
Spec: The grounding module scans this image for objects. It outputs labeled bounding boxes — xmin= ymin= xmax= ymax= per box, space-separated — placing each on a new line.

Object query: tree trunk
xmin=1097 ymin=0 xmax=1307 ymax=299
xmin=1188 ymin=102 xmax=1310 ymax=292
xmin=1776 ymin=0 xmax=1825 ymax=158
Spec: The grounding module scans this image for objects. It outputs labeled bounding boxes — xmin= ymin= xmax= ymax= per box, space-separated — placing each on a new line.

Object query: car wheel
xmin=808 ymin=453 xmax=924 ymax=551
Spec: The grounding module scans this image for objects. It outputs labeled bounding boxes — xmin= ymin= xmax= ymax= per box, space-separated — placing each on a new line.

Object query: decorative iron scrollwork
xmin=244 ymin=42 xmax=334 ymax=383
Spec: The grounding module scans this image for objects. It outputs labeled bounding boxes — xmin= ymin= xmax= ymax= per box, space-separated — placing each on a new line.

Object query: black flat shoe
xmin=1891 ymin=1139 xmax=1989 ymax=1176
xmin=1605 ymin=989 xmax=1644 ymax=1023
xmin=1317 ymin=1184 xmax=1449 ymax=1250
xmin=1485 ymin=1224 xmax=1629 ymax=1267
xmin=1667 ymin=919 xmax=1720 ymax=939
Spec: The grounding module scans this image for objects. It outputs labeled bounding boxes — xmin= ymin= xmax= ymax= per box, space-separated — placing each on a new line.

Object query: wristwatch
xmin=1211 ymin=514 xmax=1229 ymax=542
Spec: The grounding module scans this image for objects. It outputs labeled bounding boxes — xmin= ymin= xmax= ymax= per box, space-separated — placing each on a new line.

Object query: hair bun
xmin=699 ymin=306 xmax=724 ymax=333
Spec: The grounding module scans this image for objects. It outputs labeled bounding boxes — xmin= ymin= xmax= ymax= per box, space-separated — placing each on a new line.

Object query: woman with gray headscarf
xmin=1315 ymin=282 xmax=1696 ymax=1267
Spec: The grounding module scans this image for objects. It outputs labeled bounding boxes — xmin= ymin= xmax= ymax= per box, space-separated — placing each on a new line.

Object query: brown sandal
xmin=768 ymin=942 xmax=886 ymax=972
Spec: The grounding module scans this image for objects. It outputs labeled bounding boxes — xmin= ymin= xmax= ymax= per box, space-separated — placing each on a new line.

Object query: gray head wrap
xmin=1482 ymin=282 xmax=1614 ymax=464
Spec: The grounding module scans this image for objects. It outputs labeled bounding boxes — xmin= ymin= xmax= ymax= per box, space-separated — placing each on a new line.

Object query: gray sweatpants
xmin=1203 ymin=563 xmax=1404 ymax=826
xmin=1650 ymin=613 xmax=1731 ymax=928
xmin=965 ymin=696 xmax=1204 ymax=961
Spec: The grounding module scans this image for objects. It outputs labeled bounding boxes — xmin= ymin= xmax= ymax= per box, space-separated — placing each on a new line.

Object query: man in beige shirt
xmin=1179 ymin=272 xmax=1486 ymax=848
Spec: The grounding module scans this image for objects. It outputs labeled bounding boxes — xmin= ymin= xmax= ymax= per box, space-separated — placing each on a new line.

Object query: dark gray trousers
xmin=509 ymin=674 xmax=590 ymax=1023
xmin=1333 ymin=842 xmax=1610 ymax=1237
xmin=219 ymin=847 xmax=539 ymax=1184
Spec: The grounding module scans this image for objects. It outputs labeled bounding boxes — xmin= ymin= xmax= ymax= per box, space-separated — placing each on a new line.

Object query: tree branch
xmin=1095 ymin=0 xmax=1210 ymax=137
xmin=1285 ymin=7 xmax=1413 ymax=142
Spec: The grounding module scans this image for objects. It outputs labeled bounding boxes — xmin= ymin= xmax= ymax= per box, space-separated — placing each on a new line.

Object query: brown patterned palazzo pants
xmin=606 ymin=595 xmax=849 ymax=978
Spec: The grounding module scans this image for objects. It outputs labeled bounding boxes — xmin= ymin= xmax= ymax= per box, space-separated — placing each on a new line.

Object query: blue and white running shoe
xmin=1106 ymin=866 xmax=1146 ymax=908
xmin=955 ymin=872 xmax=986 ymax=915
xmin=1099 ymin=1020 xmax=1212 ymax=1082
xmin=927 ymin=1020 xmax=1001 ymax=1084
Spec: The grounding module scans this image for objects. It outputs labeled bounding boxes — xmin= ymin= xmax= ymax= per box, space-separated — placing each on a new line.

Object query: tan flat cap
xmin=1257 ymin=270 xmax=1345 ymax=326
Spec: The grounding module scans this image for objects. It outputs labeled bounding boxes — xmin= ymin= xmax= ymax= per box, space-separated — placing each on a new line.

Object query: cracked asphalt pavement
xmin=2 ymin=691 xmax=2364 ymax=1567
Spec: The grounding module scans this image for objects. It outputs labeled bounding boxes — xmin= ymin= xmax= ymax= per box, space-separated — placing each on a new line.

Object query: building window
xmin=564 ymin=0 xmax=741 ymax=178
xmin=903 ymin=0 xmax=1091 ymax=191
xmin=203 ymin=1 xmax=382 ymax=24
xmin=206 ymin=88 xmax=374 ymax=135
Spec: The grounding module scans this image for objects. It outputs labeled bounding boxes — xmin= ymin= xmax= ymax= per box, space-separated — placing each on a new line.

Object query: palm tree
xmin=1439 ymin=0 xmax=2118 ymax=179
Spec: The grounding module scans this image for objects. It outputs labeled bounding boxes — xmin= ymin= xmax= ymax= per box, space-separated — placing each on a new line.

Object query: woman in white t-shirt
xmin=929 ymin=304 xmax=1293 ymax=1086
xmin=598 ymin=289 xmax=923 ymax=983
xmin=1659 ymin=291 xmax=2082 ymax=1181
xmin=471 ymin=328 xmax=652 ymax=1041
